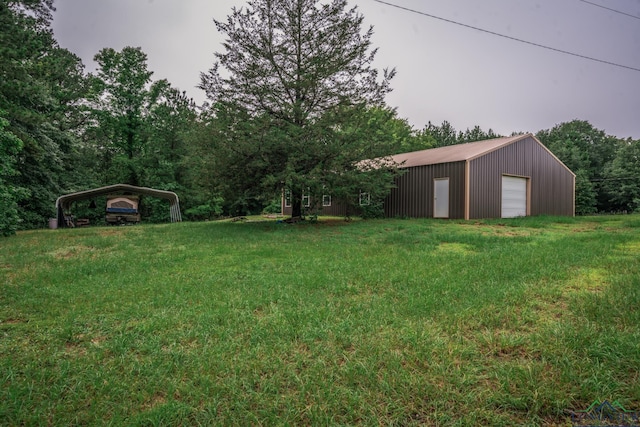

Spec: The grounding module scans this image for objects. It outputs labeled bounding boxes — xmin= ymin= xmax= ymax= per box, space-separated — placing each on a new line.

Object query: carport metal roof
xmin=55 ymin=184 xmax=182 ymax=227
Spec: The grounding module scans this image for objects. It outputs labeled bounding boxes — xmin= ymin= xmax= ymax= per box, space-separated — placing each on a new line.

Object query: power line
xmin=577 ymin=0 xmax=640 ymax=21
xmin=370 ymin=0 xmax=640 ymax=73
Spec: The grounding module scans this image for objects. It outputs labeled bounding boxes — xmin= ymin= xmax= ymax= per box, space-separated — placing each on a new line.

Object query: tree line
xmin=1 ymin=0 xmax=638 ymax=236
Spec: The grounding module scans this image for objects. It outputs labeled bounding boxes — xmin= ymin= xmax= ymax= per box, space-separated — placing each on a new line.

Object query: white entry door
xmin=501 ymin=176 xmax=527 ymax=218
xmin=434 ymin=178 xmax=449 ymax=218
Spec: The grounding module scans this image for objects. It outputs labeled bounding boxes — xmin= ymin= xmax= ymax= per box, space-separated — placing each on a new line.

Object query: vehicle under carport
xmin=54 ymin=184 xmax=182 ymax=228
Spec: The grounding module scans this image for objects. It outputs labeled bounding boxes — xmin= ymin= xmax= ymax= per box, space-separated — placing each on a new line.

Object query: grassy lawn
xmin=1 ymin=215 xmax=639 ymax=425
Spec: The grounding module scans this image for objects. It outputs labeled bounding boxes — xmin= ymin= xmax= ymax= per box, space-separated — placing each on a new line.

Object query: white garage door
xmin=501 ymin=176 xmax=527 ymax=218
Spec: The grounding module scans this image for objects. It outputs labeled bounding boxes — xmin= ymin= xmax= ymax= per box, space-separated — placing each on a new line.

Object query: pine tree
xmin=200 ymin=0 xmax=396 ymax=217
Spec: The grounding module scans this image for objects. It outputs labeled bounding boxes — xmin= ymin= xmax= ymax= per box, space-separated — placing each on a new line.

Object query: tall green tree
xmin=143 ymin=88 xmax=196 ymax=188
xmin=90 ymin=46 xmax=155 ymax=186
xmin=1 ymin=0 xmax=89 ymax=228
xmin=204 ymin=106 xmax=281 ymax=216
xmin=199 ymin=0 xmax=396 ymax=218
xmin=536 ymin=120 xmax=619 ymax=214
xmin=422 ymin=121 xmax=500 ymax=147
xmin=0 ymin=113 xmax=26 ymax=236
xmin=458 ymin=125 xmax=500 ymax=144
xmin=603 ymin=138 xmax=640 ymax=212
xmin=141 ymin=87 xmax=198 ymax=221
xmin=357 ymin=106 xmax=435 ymax=156
xmin=423 ymin=120 xmax=458 ymax=147
xmin=88 ymin=46 xmax=201 ymax=221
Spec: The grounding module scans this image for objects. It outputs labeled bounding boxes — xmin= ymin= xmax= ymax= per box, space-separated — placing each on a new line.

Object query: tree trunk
xmin=291 ymin=197 xmax=302 ymax=218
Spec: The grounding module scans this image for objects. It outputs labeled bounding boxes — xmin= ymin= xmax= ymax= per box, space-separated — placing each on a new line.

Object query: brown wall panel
xmin=468 ymin=136 xmax=574 ymax=218
xmin=384 ymin=162 xmax=466 ymax=218
xmin=282 ymin=200 xmax=353 ymax=217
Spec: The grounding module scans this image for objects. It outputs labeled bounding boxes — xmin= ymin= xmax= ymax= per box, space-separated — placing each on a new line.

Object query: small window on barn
xmin=359 ymin=191 xmax=370 ymax=206
xmin=302 ymin=188 xmax=310 ymax=207
xmin=322 ymin=185 xmax=331 ymax=207
xmin=284 ymin=189 xmax=291 ymax=207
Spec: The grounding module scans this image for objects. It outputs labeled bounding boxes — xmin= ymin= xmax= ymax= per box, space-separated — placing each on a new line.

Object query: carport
xmin=55 ymin=184 xmax=182 ymax=228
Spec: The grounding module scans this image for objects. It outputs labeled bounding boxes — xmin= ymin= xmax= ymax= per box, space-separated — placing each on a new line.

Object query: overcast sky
xmin=51 ymin=0 xmax=640 ymax=139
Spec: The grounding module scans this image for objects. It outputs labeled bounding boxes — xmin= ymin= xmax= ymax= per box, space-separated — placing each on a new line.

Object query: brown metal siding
xmin=384 ymin=162 xmax=466 ymax=218
xmin=281 ymin=135 xmax=574 ymax=219
xmin=316 ymin=201 xmax=352 ymax=217
xmin=468 ymin=136 xmax=575 ymax=218
xmin=282 ymin=198 xmax=353 ymax=217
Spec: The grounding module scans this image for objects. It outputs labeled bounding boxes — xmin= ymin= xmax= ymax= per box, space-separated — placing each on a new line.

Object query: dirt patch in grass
xmin=459 ymin=223 xmax=539 ymax=237
xmin=437 ymin=242 xmax=475 ymax=255
xmin=1 ymin=318 xmax=25 ymax=325
xmin=528 ymin=293 xmax=571 ymax=326
xmin=141 ymin=392 xmax=167 ymax=411
xmin=90 ymin=335 xmax=107 ymax=346
xmin=96 ymin=227 xmax=138 ymax=237
xmin=483 ymin=337 xmax=540 ymax=362
xmin=549 ymin=222 xmax=599 ymax=232
xmin=563 ymin=267 xmax=609 ymax=296
xmin=48 ymin=245 xmax=96 ymax=259
xmin=64 ymin=340 xmax=88 ymax=357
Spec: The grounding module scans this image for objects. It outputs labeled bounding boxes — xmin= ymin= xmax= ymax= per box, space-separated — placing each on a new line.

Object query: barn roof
xmin=390 ymin=134 xmax=531 ymax=168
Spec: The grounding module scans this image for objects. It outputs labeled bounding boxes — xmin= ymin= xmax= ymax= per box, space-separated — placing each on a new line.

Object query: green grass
xmin=1 ymin=215 xmax=639 ymax=425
